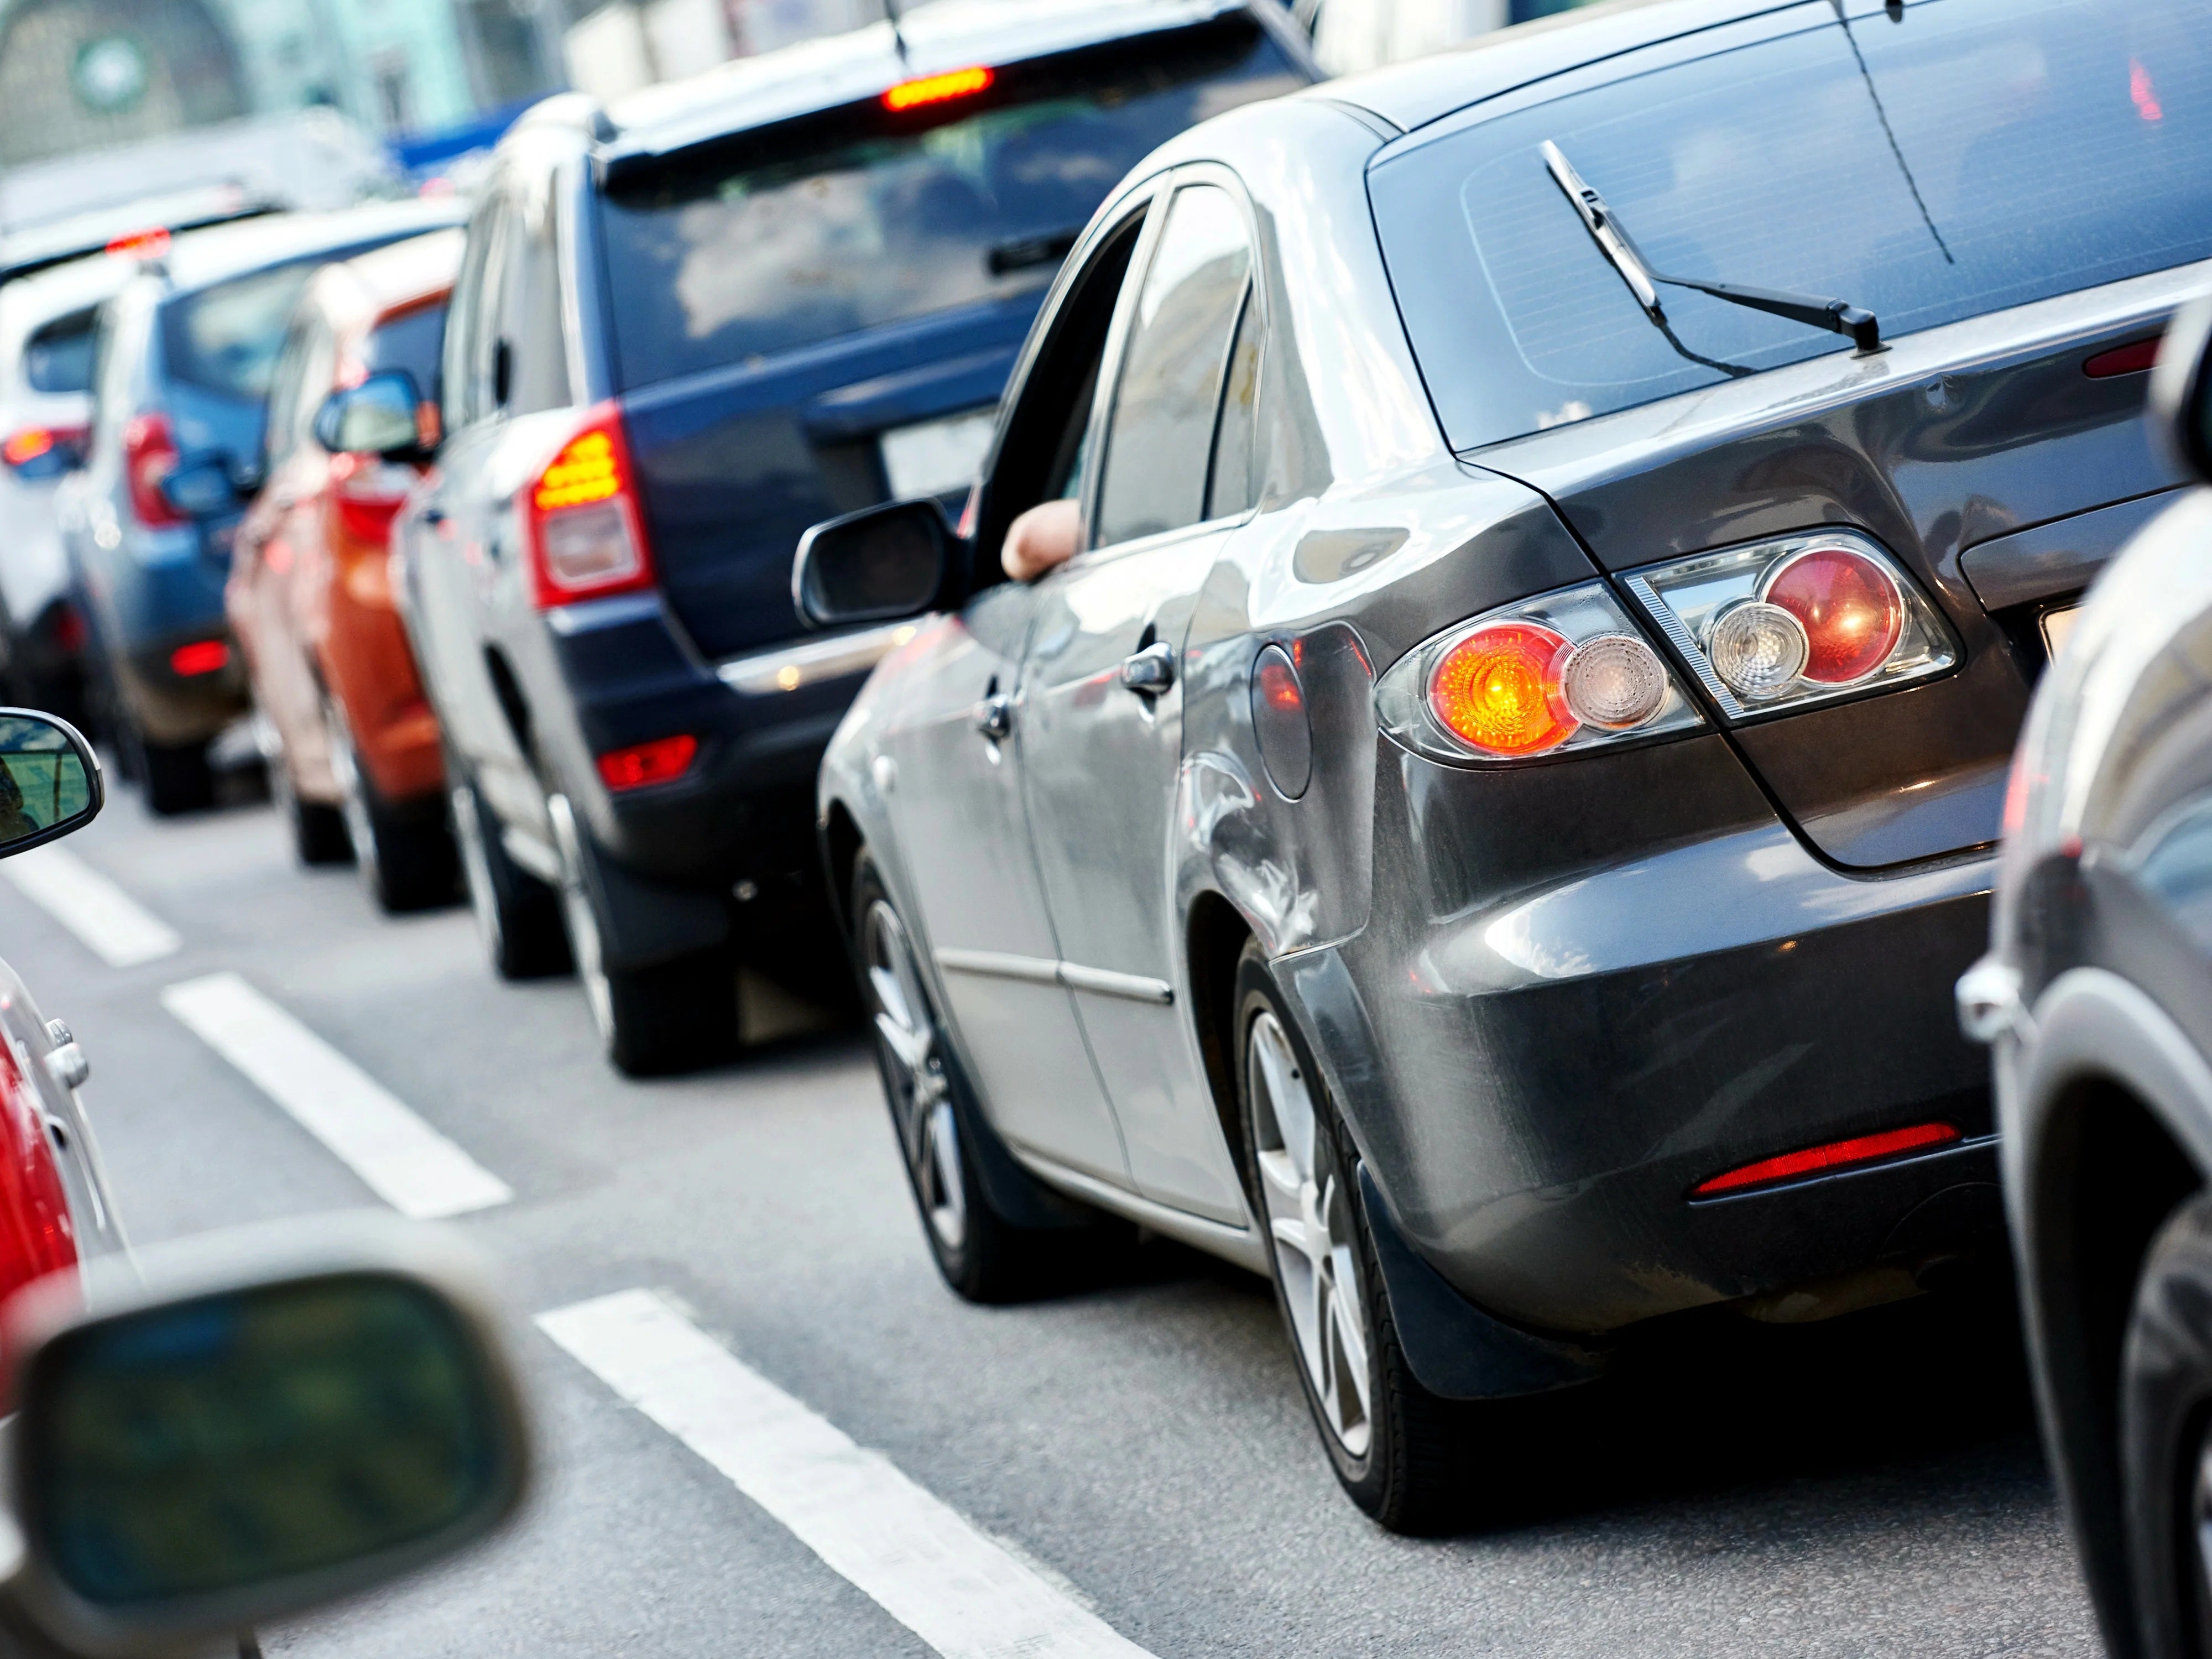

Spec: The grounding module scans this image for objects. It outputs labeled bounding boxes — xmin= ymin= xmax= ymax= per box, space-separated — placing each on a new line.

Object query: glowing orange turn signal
xmin=1427 ymin=622 xmax=1577 ymax=757
xmin=883 ymin=65 xmax=993 ymax=112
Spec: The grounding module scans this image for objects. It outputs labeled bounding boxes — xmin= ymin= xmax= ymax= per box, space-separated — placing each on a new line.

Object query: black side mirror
xmin=315 ymin=370 xmax=432 ymax=461
xmin=0 ymin=708 xmax=101 ymax=859
xmin=2152 ymin=290 xmax=2212 ymax=482
xmin=5 ymin=1215 xmax=529 ymax=1657
xmin=791 ymin=498 xmax=958 ymax=629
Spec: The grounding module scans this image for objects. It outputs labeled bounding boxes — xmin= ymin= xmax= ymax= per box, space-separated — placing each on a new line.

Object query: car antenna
xmin=881 ymin=0 xmax=911 ymax=69
xmin=1541 ymin=139 xmax=1887 ymax=357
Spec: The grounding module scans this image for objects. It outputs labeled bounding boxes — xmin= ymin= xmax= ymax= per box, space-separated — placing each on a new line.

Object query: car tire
xmin=270 ymin=750 xmax=351 ymax=865
xmin=451 ymin=770 xmax=569 ymax=980
xmin=327 ymin=700 xmax=455 ymax=913
xmin=2121 ymin=1193 xmax=2212 ymax=1658
xmin=135 ymin=731 xmax=214 ymax=817
xmin=1234 ymin=938 xmax=1476 ymax=1535
xmin=850 ymin=851 xmax=1125 ymax=1302
xmin=550 ymin=793 xmax=737 ymax=1078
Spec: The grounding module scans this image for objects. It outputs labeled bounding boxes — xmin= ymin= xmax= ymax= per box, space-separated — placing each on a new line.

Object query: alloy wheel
xmin=863 ymin=898 xmax=965 ymax=1253
xmin=2193 ymin=1418 xmax=2212 ymax=1644
xmin=1250 ymin=1009 xmax=1373 ymax=1458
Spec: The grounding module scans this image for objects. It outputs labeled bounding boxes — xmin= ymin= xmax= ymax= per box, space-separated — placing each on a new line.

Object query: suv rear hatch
xmin=598 ymin=11 xmax=1308 ymax=663
xmin=1371 ymin=0 xmax=2211 ymax=869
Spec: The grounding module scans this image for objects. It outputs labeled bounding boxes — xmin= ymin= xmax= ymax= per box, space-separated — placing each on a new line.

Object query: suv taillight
xmin=122 ymin=411 xmax=184 ymax=529
xmin=522 ymin=401 xmax=653 ymax=609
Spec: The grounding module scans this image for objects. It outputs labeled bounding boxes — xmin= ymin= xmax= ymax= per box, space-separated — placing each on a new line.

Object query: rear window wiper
xmin=1542 ymin=140 xmax=1885 ymax=358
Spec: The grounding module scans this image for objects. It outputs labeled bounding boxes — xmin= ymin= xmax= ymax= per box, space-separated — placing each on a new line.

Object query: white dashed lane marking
xmin=161 ymin=971 xmax=512 ymax=1219
xmin=538 ymin=1288 xmax=1158 ymax=1659
xmin=4 ymin=844 xmax=181 ymax=967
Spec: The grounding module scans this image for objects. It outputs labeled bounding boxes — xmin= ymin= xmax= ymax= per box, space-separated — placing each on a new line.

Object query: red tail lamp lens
xmin=2085 ymin=337 xmax=2161 ymax=378
xmin=122 ymin=412 xmax=184 ymax=529
xmin=597 ymin=733 xmax=697 ymax=792
xmin=1763 ymin=546 xmax=1903 ymax=684
xmin=169 ymin=639 xmax=229 ymax=676
xmin=883 ymin=65 xmax=993 ymax=111
xmin=1693 ymin=1121 xmax=1961 ymax=1198
xmin=1428 ymin=622 xmax=1577 ymax=757
xmin=3 ymin=428 xmax=54 ymax=467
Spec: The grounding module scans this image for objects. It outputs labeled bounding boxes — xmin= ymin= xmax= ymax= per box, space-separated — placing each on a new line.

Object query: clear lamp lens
xmin=1559 ymin=634 xmax=1667 ymax=730
xmin=1707 ymin=601 xmax=1809 ymax=700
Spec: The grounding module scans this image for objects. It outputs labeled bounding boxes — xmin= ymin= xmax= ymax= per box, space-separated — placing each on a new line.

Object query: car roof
xmin=0 ymin=252 xmax=135 ymax=342
xmin=321 ymin=228 xmax=464 ymax=319
xmin=1316 ymin=0 xmax=1809 ymax=134
xmin=596 ymin=0 xmax=1277 ymax=166
xmin=154 ymin=200 xmax=466 ymax=298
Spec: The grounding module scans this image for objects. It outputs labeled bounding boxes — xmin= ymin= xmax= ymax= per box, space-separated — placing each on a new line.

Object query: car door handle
xmin=974 ymin=692 xmax=1014 ymax=740
xmin=1119 ymin=642 xmax=1175 ymax=696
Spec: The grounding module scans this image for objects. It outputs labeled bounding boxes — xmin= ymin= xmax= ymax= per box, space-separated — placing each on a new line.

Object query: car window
xmin=499 ymin=181 xmax=568 ymax=416
xmin=1373 ymin=0 xmax=2212 ymax=451
xmin=598 ymin=16 xmax=1302 ymax=392
xmin=22 ymin=306 xmax=97 ymax=395
xmin=262 ymin=315 xmax=315 ymax=470
xmin=1091 ymin=184 xmax=1253 ymax=549
xmin=442 ymin=201 xmax=495 ymax=433
xmin=1206 ymin=285 xmax=1263 ymax=521
xmin=367 ymin=299 xmax=447 ymax=398
xmin=163 ymin=257 xmax=331 ymax=401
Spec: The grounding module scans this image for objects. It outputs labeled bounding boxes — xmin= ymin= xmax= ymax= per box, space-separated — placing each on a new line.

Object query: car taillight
xmin=1623 ymin=531 xmax=1955 ymax=719
xmin=1378 ymin=580 xmax=1704 ymax=763
xmin=1691 ymin=1121 xmax=1961 ymax=1198
xmin=883 ymin=65 xmax=993 ymax=112
xmin=523 ymin=401 xmax=653 ymax=609
xmin=170 ymin=640 xmax=229 ymax=676
xmin=2 ymin=424 xmax=86 ymax=479
xmin=597 ymin=733 xmax=697 ymax=791
xmin=330 ymin=452 xmax=415 ymax=545
xmin=122 ymin=411 xmax=185 ymax=529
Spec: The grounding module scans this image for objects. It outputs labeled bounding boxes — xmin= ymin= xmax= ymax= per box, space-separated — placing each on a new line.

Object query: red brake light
xmin=329 ymin=452 xmax=413 ymax=545
xmin=3 ymin=429 xmax=54 ymax=467
xmin=522 ymin=401 xmax=654 ymax=610
xmin=597 ymin=734 xmax=697 ymax=792
xmin=169 ymin=639 xmax=229 ymax=676
xmin=883 ymin=65 xmax=993 ymax=112
xmin=1428 ymin=621 xmax=1577 ymax=757
xmin=104 ymin=227 xmax=171 ymax=261
xmin=2085 ymin=337 xmax=2162 ymax=378
xmin=1761 ymin=545 xmax=1903 ymax=685
xmin=1692 ymin=1121 xmax=1961 ymax=1198
xmin=122 ymin=412 xmax=185 ymax=529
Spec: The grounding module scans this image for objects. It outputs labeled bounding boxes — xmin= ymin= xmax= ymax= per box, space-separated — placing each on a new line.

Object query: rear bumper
xmin=79 ymin=525 xmax=239 ymax=740
xmin=1312 ymin=789 xmax=2001 ymax=1338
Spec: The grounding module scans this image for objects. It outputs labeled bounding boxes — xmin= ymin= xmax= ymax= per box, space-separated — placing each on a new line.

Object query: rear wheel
xmin=551 ymin=793 xmax=737 ymax=1078
xmin=852 ymin=850 xmax=1117 ymax=1302
xmin=452 ymin=771 xmax=568 ymax=979
xmin=135 ymin=729 xmax=214 ymax=817
xmin=2121 ymin=1194 xmax=2212 ymax=1658
xmin=327 ymin=700 xmax=455 ymax=912
xmin=1235 ymin=940 xmax=1478 ymax=1534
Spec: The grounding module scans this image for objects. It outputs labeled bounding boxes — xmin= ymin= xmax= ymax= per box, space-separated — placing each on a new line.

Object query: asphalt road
xmin=0 ymin=775 xmax=2102 ymax=1658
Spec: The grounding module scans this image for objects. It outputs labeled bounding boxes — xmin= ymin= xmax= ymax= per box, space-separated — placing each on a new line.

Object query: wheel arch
xmin=821 ymin=796 xmax=864 ymax=936
xmin=1185 ymin=888 xmax=1258 ymax=1198
xmin=2016 ymin=969 xmax=2212 ymax=1659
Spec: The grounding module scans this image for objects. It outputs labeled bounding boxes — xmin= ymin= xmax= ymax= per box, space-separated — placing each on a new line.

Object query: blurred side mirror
xmin=315 ymin=371 xmax=432 ymax=462
xmin=5 ymin=1216 xmax=529 ymax=1658
xmin=2152 ymin=290 xmax=2212 ymax=482
xmin=158 ymin=455 xmax=244 ymax=519
xmin=0 ymin=710 xmax=100 ymax=859
xmin=792 ymin=498 xmax=956 ymax=629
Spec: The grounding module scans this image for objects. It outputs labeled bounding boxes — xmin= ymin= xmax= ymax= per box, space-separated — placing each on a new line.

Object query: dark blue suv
xmin=394 ymin=0 xmax=1313 ymax=1075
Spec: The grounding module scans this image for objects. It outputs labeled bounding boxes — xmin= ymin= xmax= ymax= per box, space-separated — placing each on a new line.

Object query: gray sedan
xmin=804 ymin=0 xmax=2211 ymax=1531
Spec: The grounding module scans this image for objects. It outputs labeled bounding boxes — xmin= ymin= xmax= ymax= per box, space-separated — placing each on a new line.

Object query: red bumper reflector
xmin=597 ymin=733 xmax=697 ymax=792
xmin=2085 ymin=337 xmax=2161 ymax=378
xmin=1692 ymin=1121 xmax=1961 ymax=1198
xmin=884 ymin=65 xmax=993 ymax=111
xmin=169 ymin=640 xmax=229 ymax=676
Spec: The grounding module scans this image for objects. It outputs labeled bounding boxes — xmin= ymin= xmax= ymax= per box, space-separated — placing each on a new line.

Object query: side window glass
xmin=444 ymin=202 xmax=495 ymax=432
xmin=1206 ymin=285 xmax=1263 ymax=520
xmin=1091 ymin=184 xmax=1252 ymax=549
xmin=262 ymin=319 xmax=311 ymax=471
xmin=502 ymin=182 xmax=571 ymax=416
xmin=295 ymin=322 xmax=338 ymax=454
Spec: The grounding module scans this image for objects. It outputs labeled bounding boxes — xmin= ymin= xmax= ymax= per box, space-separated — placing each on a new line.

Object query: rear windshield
xmin=367 ymin=299 xmax=446 ymax=395
xmin=23 ymin=306 xmax=96 ymax=394
xmin=164 ymin=257 xmax=330 ymax=400
xmin=1371 ymin=0 xmax=2212 ymax=452
xmin=599 ymin=17 xmax=1304 ymax=391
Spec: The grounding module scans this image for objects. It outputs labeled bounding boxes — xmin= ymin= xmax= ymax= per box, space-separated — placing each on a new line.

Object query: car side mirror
xmin=315 ymin=371 xmax=433 ymax=462
xmin=3 ymin=1215 xmax=529 ymax=1658
xmin=0 ymin=709 xmax=100 ymax=859
xmin=2152 ymin=290 xmax=2212 ymax=482
xmin=791 ymin=498 xmax=958 ymax=629
xmin=159 ymin=455 xmax=245 ymax=519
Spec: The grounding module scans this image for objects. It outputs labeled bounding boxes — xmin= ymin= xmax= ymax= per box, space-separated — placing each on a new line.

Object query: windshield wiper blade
xmin=1541 ymin=140 xmax=1885 ymax=357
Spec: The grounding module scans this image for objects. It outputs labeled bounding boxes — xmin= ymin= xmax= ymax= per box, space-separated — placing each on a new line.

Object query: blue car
xmin=394 ymin=0 xmax=1315 ymax=1074
xmin=59 ymin=201 xmax=462 ymax=813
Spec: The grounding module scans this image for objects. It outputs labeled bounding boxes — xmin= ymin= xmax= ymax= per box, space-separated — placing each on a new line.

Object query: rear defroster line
xmin=538 ymin=1288 xmax=1159 ymax=1659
